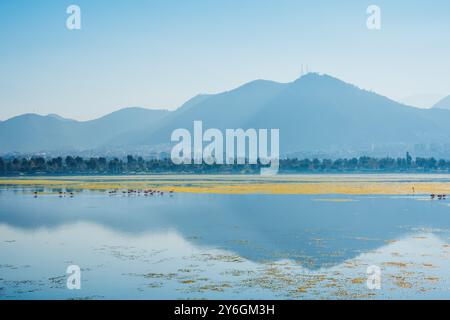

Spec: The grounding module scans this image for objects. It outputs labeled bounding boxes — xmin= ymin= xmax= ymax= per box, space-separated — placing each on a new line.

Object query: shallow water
xmin=0 ymin=188 xmax=449 ymax=299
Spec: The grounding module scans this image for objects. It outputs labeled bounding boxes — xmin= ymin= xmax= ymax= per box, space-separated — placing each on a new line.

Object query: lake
xmin=0 ymin=176 xmax=449 ymax=299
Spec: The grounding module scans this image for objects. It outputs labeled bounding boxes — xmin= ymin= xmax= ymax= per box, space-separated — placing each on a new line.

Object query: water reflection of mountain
xmin=1 ymin=191 xmax=449 ymax=269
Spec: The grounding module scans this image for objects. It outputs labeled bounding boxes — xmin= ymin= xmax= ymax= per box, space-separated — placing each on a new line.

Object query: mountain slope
xmin=3 ymin=74 xmax=450 ymax=157
xmin=247 ymin=74 xmax=450 ymax=153
xmin=0 ymin=108 xmax=169 ymax=153
xmin=117 ymin=74 xmax=450 ymax=156
xmin=432 ymin=95 xmax=450 ymax=110
xmin=0 ymin=114 xmax=79 ymax=153
xmin=118 ymin=79 xmax=288 ymax=147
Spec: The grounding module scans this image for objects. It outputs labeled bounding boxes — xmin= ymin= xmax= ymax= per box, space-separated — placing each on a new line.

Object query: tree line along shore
xmin=2 ymin=152 xmax=450 ymax=175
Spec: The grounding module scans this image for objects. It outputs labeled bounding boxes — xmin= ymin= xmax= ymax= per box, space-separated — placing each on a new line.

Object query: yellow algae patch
xmin=0 ymin=179 xmax=75 ymax=186
xmin=383 ymin=262 xmax=409 ymax=268
xmin=425 ymin=277 xmax=440 ymax=283
xmin=157 ymin=182 xmax=450 ymax=195
xmin=390 ymin=275 xmax=414 ymax=289
xmin=422 ymin=263 xmax=435 ymax=268
xmin=2 ymin=175 xmax=450 ymax=195
xmin=351 ymin=277 xmax=365 ymax=284
xmin=180 ymin=280 xmax=195 ymax=284
xmin=394 ymin=279 xmax=413 ymax=289
xmin=425 ymin=277 xmax=439 ymax=283
xmin=312 ymin=198 xmax=357 ymax=202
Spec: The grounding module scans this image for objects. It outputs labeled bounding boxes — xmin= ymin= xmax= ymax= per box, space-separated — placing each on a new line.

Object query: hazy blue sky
xmin=1 ymin=0 xmax=449 ymax=120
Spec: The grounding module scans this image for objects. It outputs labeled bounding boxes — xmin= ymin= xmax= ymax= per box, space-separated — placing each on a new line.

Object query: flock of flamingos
xmin=32 ymin=189 xmax=175 ymax=198
xmin=30 ymin=188 xmax=445 ymax=199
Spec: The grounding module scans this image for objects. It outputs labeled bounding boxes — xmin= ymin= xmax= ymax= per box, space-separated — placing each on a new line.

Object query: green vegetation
xmin=0 ymin=152 xmax=448 ymax=176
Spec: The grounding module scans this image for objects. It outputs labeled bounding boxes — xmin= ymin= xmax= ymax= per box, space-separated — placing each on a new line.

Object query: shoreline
xmin=1 ymin=174 xmax=450 ymax=195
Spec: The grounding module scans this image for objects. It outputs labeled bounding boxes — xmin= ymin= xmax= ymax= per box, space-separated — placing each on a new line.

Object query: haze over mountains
xmin=2 ymin=73 xmax=450 ymax=158
xmin=0 ymin=108 xmax=168 ymax=154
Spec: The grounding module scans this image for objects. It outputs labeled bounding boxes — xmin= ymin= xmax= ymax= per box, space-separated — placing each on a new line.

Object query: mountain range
xmin=0 ymin=108 xmax=168 ymax=154
xmin=2 ymin=73 xmax=450 ymax=158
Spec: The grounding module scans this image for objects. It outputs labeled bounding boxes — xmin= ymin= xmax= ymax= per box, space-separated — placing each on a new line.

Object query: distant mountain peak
xmin=47 ymin=114 xmax=76 ymax=122
xmin=294 ymin=72 xmax=355 ymax=87
xmin=296 ymin=72 xmax=322 ymax=79
xmin=6 ymin=113 xmax=52 ymax=122
xmin=104 ymin=106 xmax=169 ymax=115
xmin=3 ymin=74 xmax=450 ymax=156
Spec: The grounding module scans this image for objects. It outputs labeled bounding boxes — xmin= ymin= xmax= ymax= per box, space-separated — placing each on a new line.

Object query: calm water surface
xmin=0 ymin=188 xmax=449 ymax=299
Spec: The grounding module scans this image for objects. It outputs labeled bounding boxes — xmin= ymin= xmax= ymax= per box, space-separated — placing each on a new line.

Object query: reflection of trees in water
xmin=0 ymin=192 xmax=449 ymax=268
